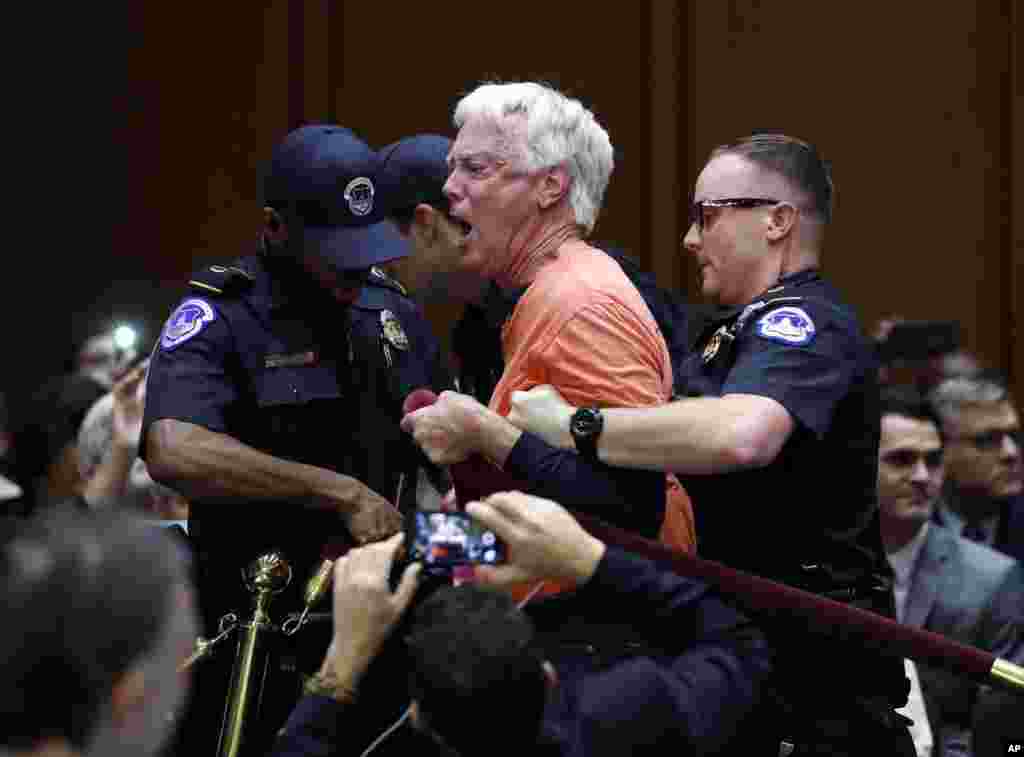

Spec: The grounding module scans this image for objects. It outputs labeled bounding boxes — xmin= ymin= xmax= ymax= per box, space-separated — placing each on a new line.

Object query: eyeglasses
xmin=948 ymin=429 xmax=1022 ymax=452
xmin=687 ymin=197 xmax=781 ymax=233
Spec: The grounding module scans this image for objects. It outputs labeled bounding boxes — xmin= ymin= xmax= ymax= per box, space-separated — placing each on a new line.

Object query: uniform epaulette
xmin=188 ymin=263 xmax=256 ymax=297
xmin=366 ymin=266 xmax=408 ymax=297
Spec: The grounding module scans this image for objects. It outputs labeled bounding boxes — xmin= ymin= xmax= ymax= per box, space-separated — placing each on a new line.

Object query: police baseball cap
xmin=376 ymin=134 xmax=452 ymax=222
xmin=262 ymin=124 xmax=409 ymax=270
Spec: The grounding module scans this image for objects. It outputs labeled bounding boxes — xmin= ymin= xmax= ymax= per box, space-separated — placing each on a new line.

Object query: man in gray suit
xmin=929 ymin=375 xmax=1024 ymax=562
xmin=878 ymin=386 xmax=1023 ymax=757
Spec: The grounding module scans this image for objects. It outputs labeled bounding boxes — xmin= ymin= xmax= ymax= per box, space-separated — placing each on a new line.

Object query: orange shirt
xmin=491 ymin=245 xmax=671 ymax=416
xmin=492 ymin=245 xmax=696 ymax=563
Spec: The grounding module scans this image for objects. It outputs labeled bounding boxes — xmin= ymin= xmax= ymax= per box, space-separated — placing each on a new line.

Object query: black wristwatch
xmin=570 ymin=407 xmax=604 ymax=461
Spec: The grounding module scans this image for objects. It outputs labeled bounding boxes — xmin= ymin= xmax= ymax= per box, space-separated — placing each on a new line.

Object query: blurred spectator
xmin=8 ymin=328 xmax=140 ymax=514
xmin=877 ymin=385 xmax=1023 ymax=757
xmin=930 ymin=376 xmax=1024 ymax=561
xmin=11 ymin=372 xmax=107 ymax=513
xmin=76 ymin=361 xmax=188 ymax=524
xmin=76 ymin=330 xmax=138 ymax=391
xmin=873 ymin=316 xmax=982 ymax=391
xmin=0 ymin=507 xmax=197 ymax=756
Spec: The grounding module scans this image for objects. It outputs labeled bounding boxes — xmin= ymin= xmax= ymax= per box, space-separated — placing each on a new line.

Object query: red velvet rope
xmin=401 ymin=388 xmax=995 ymax=683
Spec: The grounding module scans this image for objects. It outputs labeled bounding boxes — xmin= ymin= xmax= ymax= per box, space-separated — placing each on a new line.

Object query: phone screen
xmin=407 ymin=511 xmax=506 ymax=569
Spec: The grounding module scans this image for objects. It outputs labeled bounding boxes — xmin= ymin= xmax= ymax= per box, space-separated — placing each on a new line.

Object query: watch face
xmin=572 ymin=408 xmax=602 ymax=437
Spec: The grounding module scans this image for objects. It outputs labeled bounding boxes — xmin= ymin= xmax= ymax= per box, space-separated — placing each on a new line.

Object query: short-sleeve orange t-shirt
xmin=490 ymin=245 xmax=696 ymax=559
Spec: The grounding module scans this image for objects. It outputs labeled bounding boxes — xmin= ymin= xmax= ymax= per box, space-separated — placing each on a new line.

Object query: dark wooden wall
xmin=6 ymin=1 xmax=1019 ymax=406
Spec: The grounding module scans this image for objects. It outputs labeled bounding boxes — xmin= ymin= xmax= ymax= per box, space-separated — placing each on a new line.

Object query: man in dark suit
xmin=929 ymin=375 xmax=1024 ymax=562
xmin=878 ymin=386 xmax=1023 ymax=757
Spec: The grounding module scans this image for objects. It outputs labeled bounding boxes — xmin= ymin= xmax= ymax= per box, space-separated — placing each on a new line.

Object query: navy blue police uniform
xmin=142 ymin=122 xmax=452 ymax=757
xmin=143 ymin=253 xmax=446 ymax=632
xmin=674 ymin=268 xmax=914 ymax=755
xmin=143 ymin=253 xmax=447 ymax=757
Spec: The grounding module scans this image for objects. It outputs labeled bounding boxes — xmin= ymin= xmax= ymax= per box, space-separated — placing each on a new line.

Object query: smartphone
xmin=406 ymin=510 xmax=507 ymax=572
xmin=877 ymin=320 xmax=960 ymax=363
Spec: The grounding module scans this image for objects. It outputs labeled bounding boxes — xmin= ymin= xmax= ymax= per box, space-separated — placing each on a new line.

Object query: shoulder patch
xmin=755 ymin=306 xmax=816 ymax=346
xmin=161 ymin=298 xmax=216 ymax=350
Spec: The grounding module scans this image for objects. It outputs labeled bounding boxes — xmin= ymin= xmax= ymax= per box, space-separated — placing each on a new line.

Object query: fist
xmin=343 ymin=495 xmax=402 ymax=545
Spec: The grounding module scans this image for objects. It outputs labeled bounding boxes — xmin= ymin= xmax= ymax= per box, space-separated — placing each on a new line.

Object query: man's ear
xmin=537 ymin=165 xmax=570 ymax=210
xmin=412 ymin=204 xmax=439 ymax=244
xmin=765 ymin=202 xmax=798 ymax=242
xmin=109 ymin=668 xmax=147 ymax=728
xmin=263 ymin=206 xmax=289 ymax=243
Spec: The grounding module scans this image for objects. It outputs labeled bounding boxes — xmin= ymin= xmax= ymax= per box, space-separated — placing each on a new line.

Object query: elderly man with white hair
xmin=76 ymin=362 xmax=187 ymax=523
xmin=401 ymin=81 xmax=692 ymax=555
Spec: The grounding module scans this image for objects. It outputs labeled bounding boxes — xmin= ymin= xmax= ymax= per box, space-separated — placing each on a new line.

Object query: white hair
xmin=77 ymin=393 xmax=116 ymax=481
xmin=928 ymin=376 xmax=1010 ymax=429
xmin=453 ymin=82 xmax=614 ymax=234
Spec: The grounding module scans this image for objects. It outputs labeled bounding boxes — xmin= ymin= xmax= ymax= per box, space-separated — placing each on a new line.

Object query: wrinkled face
xmin=942 ymin=401 xmax=1023 ymax=501
xmin=877 ymin=414 xmax=944 ymax=525
xmin=443 ymin=115 xmax=543 ymax=280
xmin=681 ymin=154 xmax=787 ymax=306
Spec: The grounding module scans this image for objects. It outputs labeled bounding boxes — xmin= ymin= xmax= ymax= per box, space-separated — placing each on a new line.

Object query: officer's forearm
xmin=145 ymin=419 xmax=365 ymax=511
xmin=597 ymin=394 xmax=793 ymax=475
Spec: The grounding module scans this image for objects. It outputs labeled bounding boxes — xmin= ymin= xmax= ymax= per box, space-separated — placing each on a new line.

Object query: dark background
xmin=6 ymin=1 xmax=1021 ymax=407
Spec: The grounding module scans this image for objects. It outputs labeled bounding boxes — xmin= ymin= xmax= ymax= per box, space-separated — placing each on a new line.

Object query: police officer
xmin=507 ymin=134 xmax=915 ymax=755
xmin=142 ymin=125 xmax=447 ymax=751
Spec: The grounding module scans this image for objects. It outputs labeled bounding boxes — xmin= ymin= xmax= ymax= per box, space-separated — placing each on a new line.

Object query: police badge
xmin=343 ymin=176 xmax=374 ymax=217
xmin=380 ymin=310 xmax=409 ymax=351
xmin=702 ymin=328 xmax=725 ymax=363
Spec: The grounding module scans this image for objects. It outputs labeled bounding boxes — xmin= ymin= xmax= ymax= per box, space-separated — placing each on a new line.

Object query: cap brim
xmin=303 ymin=220 xmax=410 ymax=270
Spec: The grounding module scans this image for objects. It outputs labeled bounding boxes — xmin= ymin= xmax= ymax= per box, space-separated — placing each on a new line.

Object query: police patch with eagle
xmin=755 ymin=306 xmax=816 ymax=346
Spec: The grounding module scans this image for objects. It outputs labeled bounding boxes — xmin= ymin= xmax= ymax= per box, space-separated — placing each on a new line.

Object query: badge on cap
xmin=380 ymin=310 xmax=409 ymax=351
xmin=161 ymin=298 xmax=216 ymax=351
xmin=756 ymin=306 xmax=816 ymax=346
xmin=344 ymin=177 xmax=374 ymax=216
